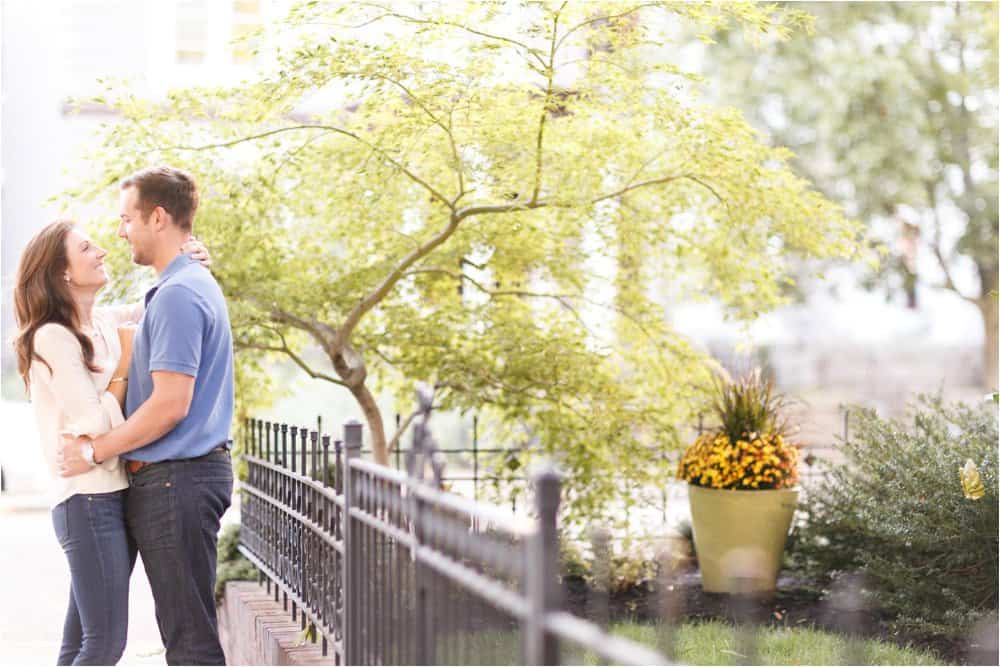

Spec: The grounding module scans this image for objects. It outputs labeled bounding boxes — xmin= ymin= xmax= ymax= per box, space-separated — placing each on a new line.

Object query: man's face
xmin=118 ymin=186 xmax=154 ymax=265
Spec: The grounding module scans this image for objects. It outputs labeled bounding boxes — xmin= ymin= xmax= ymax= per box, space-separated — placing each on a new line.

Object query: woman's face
xmin=64 ymin=227 xmax=109 ymax=290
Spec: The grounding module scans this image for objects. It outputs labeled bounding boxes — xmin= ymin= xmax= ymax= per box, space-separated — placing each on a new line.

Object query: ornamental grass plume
xmin=677 ymin=370 xmax=800 ymax=490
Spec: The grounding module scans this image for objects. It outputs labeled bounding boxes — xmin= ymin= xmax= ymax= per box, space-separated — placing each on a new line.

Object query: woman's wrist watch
xmin=81 ymin=437 xmax=97 ymax=466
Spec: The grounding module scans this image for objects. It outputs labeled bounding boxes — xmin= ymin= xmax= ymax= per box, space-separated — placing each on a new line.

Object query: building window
xmin=231 ymin=0 xmax=262 ymax=64
xmin=176 ymin=0 xmax=209 ymax=64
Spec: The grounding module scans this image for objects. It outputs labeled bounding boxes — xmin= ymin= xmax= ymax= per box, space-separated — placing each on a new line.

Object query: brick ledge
xmin=218 ymin=581 xmax=334 ymax=665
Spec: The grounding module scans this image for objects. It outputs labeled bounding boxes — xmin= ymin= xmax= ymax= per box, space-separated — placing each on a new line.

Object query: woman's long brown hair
xmin=13 ymin=220 xmax=101 ymax=392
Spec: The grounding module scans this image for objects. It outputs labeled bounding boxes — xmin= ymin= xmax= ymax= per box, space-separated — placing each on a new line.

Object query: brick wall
xmin=218 ymin=581 xmax=334 ymax=666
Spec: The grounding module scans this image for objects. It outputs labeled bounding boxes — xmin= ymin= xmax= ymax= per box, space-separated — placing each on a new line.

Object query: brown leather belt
xmin=126 ymin=446 xmax=229 ymax=475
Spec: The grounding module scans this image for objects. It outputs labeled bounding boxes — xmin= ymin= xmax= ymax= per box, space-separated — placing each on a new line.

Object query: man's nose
xmin=96 ymin=247 xmax=107 ymax=260
xmin=117 ymin=221 xmax=127 ymax=239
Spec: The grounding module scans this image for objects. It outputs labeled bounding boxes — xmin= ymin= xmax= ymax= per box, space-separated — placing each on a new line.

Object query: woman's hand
xmin=181 ymin=236 xmax=212 ymax=269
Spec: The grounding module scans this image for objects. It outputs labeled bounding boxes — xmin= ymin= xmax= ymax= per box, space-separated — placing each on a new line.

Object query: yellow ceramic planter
xmin=687 ymin=484 xmax=798 ymax=593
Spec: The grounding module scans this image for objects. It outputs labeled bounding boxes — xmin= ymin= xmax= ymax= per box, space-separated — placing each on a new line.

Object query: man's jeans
xmin=127 ymin=449 xmax=233 ymax=666
xmin=52 ymin=490 xmax=136 ymax=666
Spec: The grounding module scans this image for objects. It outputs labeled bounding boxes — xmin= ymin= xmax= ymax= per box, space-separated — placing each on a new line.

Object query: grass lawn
xmin=449 ymin=619 xmax=947 ymax=665
xmin=606 ymin=619 xmax=947 ymax=666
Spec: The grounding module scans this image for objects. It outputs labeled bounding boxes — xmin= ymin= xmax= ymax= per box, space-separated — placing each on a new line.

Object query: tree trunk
xmin=978 ymin=296 xmax=998 ymax=391
xmin=328 ymin=346 xmax=390 ymax=464
xmin=350 ymin=381 xmax=390 ymax=465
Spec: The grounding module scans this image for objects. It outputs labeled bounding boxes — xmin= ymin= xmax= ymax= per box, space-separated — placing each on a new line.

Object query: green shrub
xmin=793 ymin=394 xmax=998 ymax=639
xmin=215 ymin=523 xmax=258 ymax=603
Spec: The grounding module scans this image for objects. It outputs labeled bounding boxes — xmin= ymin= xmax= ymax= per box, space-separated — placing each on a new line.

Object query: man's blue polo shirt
xmin=123 ymin=254 xmax=234 ymax=462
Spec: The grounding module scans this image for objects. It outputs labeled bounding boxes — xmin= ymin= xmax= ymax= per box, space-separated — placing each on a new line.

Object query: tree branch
xmin=330 ymin=343 xmax=368 ymax=387
xmin=593 ymin=173 xmax=727 ymax=207
xmin=403 ymin=268 xmax=604 ymax=341
xmin=337 ymin=170 xmax=722 ymax=359
xmin=385 ymin=385 xmax=451 ymax=454
xmin=157 ymin=124 xmax=454 ymax=211
xmin=253 ymin=298 xmax=337 ymax=347
xmin=357 ymin=2 xmax=548 ymax=70
xmin=531 ymin=3 xmax=566 ymax=205
xmin=460 ymin=257 xmax=491 ymax=271
xmin=387 ymin=408 xmax=422 ymax=454
xmin=560 ymin=56 xmax=640 ymax=78
xmin=406 ymin=265 xmax=709 ymax=376
xmin=236 ymin=342 xmax=347 ymax=387
xmin=454 ymin=173 xmax=722 ymax=220
xmin=234 ymin=319 xmax=348 ymax=386
xmin=926 ymin=181 xmax=976 ymax=303
xmin=235 ymin=296 xmax=366 ymax=389
xmin=333 ymin=214 xmax=462 ymax=353
xmin=369 ymin=345 xmax=403 ymax=367
xmin=446 ymin=101 xmax=465 ymax=198
xmin=343 ymin=69 xmax=464 ymax=195
xmin=554 ymin=3 xmax=661 ymax=53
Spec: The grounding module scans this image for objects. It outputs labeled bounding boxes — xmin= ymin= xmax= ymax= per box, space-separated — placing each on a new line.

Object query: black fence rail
xmin=298 ymin=407 xmax=846 ymax=517
xmin=239 ymin=394 xmax=669 ymax=665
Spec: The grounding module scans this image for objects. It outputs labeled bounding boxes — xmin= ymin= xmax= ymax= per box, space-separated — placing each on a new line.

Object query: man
xmin=60 ymin=166 xmax=234 ymax=665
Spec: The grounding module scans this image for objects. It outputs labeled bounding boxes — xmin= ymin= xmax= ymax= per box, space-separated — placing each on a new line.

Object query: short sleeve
xmin=146 ymin=286 xmax=207 ymax=378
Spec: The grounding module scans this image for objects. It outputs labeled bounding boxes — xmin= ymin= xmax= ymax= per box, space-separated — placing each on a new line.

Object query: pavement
xmin=0 ymin=494 xmax=241 ymax=666
xmin=0 ymin=500 xmax=165 ymax=666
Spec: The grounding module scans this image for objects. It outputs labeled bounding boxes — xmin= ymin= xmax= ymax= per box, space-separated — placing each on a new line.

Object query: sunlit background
xmin=0 ymin=2 xmax=993 ymax=662
xmin=1 ymin=0 xmax=986 ymax=495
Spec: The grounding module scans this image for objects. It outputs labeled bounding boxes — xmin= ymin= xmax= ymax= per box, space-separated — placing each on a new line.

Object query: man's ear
xmin=151 ymin=206 xmax=169 ymax=232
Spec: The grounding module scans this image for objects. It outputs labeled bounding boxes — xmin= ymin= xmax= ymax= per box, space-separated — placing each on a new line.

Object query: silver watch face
xmin=82 ymin=442 xmax=96 ymax=465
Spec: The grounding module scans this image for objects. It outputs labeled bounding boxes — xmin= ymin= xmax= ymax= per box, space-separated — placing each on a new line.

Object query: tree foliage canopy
xmin=69 ymin=0 xmax=862 ymax=523
xmin=705 ymin=0 xmax=998 ymax=386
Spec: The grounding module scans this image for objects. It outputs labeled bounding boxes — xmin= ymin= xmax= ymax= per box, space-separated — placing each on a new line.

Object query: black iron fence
xmin=238 ymin=394 xmax=670 ymax=665
xmin=373 ymin=409 xmax=842 ymax=514
xmin=250 ymin=408 xmax=844 ymax=550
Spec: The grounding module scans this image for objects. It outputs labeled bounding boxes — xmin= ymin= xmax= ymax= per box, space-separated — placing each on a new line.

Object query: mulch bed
xmin=562 ymin=566 xmax=985 ymax=665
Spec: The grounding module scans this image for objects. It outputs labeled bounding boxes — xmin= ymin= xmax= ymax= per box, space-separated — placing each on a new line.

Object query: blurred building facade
xmin=1 ymin=0 xmax=281 ymax=399
xmin=0 ymin=0 xmax=281 ymax=492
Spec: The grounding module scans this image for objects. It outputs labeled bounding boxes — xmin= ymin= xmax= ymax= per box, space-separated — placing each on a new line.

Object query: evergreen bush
xmin=793 ymin=395 xmax=998 ymax=639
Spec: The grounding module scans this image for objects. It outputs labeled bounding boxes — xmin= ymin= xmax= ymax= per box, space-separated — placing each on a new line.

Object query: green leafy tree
xmin=69 ymin=1 xmax=861 ymax=523
xmin=705 ymin=1 xmax=999 ymax=388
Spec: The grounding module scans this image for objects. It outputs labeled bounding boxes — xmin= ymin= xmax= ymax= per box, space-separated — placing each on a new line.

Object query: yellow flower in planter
xmin=677 ymin=430 xmax=800 ymax=490
xmin=677 ymin=370 xmax=802 ymax=593
xmin=677 ymin=370 xmax=800 ymax=490
xmin=960 ymin=459 xmax=985 ymax=500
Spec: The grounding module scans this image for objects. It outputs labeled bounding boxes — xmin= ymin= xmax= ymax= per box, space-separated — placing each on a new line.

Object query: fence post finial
xmin=344 ymin=419 xmax=363 ymax=454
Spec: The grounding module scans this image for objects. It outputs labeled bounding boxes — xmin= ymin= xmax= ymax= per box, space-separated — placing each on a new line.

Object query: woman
xmin=12 ymin=219 xmax=210 ymax=665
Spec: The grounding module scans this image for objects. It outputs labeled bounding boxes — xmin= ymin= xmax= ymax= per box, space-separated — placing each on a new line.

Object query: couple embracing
xmin=13 ymin=167 xmax=234 ymax=665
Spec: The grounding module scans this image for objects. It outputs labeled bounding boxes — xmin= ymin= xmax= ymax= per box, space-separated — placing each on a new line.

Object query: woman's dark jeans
xmin=51 ymin=489 xmax=136 ymax=666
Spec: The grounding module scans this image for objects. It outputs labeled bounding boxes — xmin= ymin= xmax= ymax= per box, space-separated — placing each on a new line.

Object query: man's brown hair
xmin=121 ymin=166 xmax=199 ymax=232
